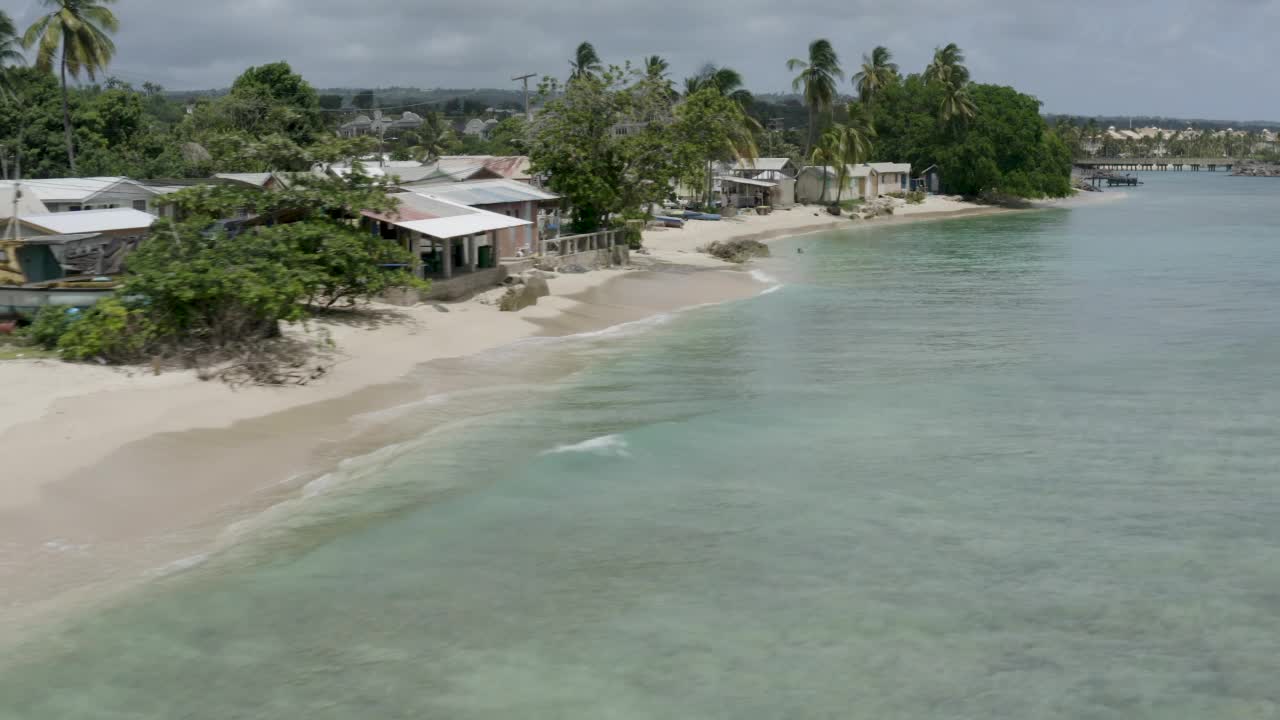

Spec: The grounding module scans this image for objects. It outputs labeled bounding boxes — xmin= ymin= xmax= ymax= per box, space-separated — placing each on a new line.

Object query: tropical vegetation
xmin=786 ymin=39 xmax=842 ymax=155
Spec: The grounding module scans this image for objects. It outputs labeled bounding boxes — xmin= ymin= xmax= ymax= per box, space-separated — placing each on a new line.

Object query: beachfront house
xmin=361 ymin=192 xmax=530 ymax=284
xmin=913 ymin=165 xmax=941 ymax=194
xmin=868 ymin=163 xmax=912 ymax=194
xmin=795 ymin=164 xmax=879 ymax=204
xmin=718 ymin=157 xmax=799 ymax=208
xmin=396 ymin=179 xmax=560 ymax=259
xmin=3 ymin=208 xmax=155 ymax=284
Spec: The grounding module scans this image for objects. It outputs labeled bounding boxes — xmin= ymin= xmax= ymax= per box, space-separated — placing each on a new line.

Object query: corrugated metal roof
xmin=716 ymin=176 xmax=777 ymax=188
xmin=0 ymin=184 xmax=51 ymax=216
xmin=0 ymin=177 xmax=147 ymax=202
xmin=398 ymin=213 xmax=531 ymax=239
xmin=418 ymin=179 xmax=558 ymax=206
xmin=19 ymin=208 xmax=156 ymax=234
xmin=215 ymin=172 xmax=275 ymax=187
xmin=868 ymin=162 xmax=912 ymax=174
xmin=734 ymin=158 xmax=793 ymax=171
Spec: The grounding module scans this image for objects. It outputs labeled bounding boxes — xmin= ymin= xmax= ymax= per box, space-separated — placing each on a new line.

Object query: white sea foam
xmin=759 ymin=284 xmax=783 ymax=296
xmin=353 ymin=391 xmax=455 ymax=425
xmin=144 ymin=553 xmax=210 ymax=578
xmin=749 ymin=269 xmax=779 ymax=285
xmin=541 ymin=434 xmax=631 ymax=458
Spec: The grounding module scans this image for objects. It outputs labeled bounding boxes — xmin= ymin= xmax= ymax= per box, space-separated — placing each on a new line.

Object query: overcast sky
xmin=10 ymin=0 xmax=1279 ymax=121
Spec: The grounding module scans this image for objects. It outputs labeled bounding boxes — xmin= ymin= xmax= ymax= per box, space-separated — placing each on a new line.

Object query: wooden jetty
xmin=1075 ymin=157 xmax=1234 ymax=172
xmin=1082 ymin=171 xmax=1143 ymax=189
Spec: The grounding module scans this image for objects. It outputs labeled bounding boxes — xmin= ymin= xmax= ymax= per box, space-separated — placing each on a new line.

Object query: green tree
xmin=675 ymin=86 xmax=760 ymax=205
xmin=869 ymin=75 xmax=1068 ymax=198
xmin=318 ymin=93 xmax=343 ymax=110
xmin=828 ymin=102 xmax=875 ymax=204
xmin=22 ymin=0 xmax=120 ymax=173
xmin=683 ymin=65 xmax=753 ymax=107
xmin=569 ymin=42 xmax=602 ymax=81
xmin=808 ymin=137 xmax=837 ymax=202
xmin=786 ymin=38 xmax=842 ymax=156
xmin=923 ymin=43 xmax=970 ymax=87
xmin=486 ymin=116 xmax=529 ymax=155
xmin=853 ymin=46 xmax=898 ymax=108
xmin=352 ymin=89 xmax=375 ymax=110
xmin=0 ymin=10 xmax=23 ymax=67
xmin=530 ymin=66 xmax=681 ymax=231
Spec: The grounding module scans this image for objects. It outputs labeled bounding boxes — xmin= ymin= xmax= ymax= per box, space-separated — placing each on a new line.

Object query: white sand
xmin=0 ymin=193 xmax=1025 ymax=634
xmin=0 ymin=269 xmax=635 ymax=511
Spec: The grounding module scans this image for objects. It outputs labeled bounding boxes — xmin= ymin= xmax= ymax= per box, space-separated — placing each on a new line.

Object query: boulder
xmin=704 ymin=239 xmax=771 ymax=263
xmin=498 ymin=275 xmax=550 ymax=312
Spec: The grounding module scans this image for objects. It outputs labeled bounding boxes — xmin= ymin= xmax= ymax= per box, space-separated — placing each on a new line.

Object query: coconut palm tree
xmin=569 ymin=41 xmax=602 ymax=81
xmin=938 ymin=82 xmax=977 ymax=127
xmin=808 ymin=137 xmax=838 ymax=204
xmin=684 ymin=64 xmax=753 ymax=107
xmin=411 ymin=113 xmax=453 ymax=163
xmin=644 ymin=55 xmax=669 ymax=82
xmin=923 ymin=43 xmax=970 ymax=87
xmin=22 ymin=0 xmax=119 ymax=172
xmin=0 ymin=10 xmax=25 ymax=100
xmin=829 ymin=103 xmax=876 ymax=205
xmin=852 ymin=46 xmax=897 ymax=107
xmin=0 ymin=11 xmax=24 ymax=67
xmin=786 ymin=38 xmax=843 ymax=156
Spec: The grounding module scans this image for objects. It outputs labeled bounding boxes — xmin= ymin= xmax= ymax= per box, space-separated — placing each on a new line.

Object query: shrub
xmin=56 ymin=298 xmax=156 ymax=362
xmin=906 ymin=190 xmax=926 ymax=204
xmin=24 ymin=306 xmax=79 ymax=350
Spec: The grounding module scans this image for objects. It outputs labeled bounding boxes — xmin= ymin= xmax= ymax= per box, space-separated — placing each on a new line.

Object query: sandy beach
xmin=0 ymin=195 xmax=1012 ymax=636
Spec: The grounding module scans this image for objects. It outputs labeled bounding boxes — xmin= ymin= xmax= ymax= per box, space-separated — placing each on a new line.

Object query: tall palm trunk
xmin=60 ymin=51 xmax=75 ymax=173
xmin=806 ymin=106 xmax=815 ymax=157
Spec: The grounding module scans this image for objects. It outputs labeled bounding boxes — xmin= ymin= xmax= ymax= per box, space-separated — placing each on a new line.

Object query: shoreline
xmin=0 ymin=194 xmax=1083 ymax=640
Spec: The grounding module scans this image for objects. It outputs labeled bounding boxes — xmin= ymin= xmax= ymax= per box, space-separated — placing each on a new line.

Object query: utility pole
xmin=512 ymin=73 xmax=536 ymax=122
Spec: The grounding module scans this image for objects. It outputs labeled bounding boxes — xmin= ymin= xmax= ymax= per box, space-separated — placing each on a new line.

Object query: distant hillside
xmin=1047 ymin=114 xmax=1279 ymax=130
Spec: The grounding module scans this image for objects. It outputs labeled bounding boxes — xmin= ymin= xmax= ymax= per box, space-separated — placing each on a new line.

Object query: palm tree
xmin=684 ymin=64 xmax=753 ymax=107
xmin=644 ymin=55 xmax=669 ymax=82
xmin=568 ymin=41 xmax=602 ymax=81
xmin=829 ymin=103 xmax=875 ymax=205
xmin=22 ymin=0 xmax=119 ymax=173
xmin=808 ymin=137 xmax=838 ymax=204
xmin=939 ymin=82 xmax=976 ymax=126
xmin=852 ymin=46 xmax=897 ymax=107
xmin=1 ymin=11 xmax=26 ymax=101
xmin=923 ymin=43 xmax=970 ymax=87
xmin=787 ymin=38 xmax=843 ymax=156
xmin=0 ymin=11 xmax=24 ymax=67
xmin=411 ymin=113 xmax=453 ymax=162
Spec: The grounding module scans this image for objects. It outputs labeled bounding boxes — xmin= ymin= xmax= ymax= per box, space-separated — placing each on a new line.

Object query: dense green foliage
xmin=29 ymin=173 xmax=423 ymax=363
xmin=529 ymin=66 xmax=686 ymax=232
xmin=870 ymin=76 xmax=1070 ymax=198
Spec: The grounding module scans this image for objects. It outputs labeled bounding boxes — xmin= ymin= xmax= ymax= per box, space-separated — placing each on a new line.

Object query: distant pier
xmin=1075 ymin=158 xmax=1234 ymax=172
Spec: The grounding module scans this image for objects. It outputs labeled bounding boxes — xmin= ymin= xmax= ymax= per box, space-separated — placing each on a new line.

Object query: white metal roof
xmin=868 ymin=162 xmax=912 ymax=174
xmin=19 ymin=208 xmax=156 ymax=234
xmin=715 ymin=176 xmax=777 ymax=188
xmin=735 ymin=158 xmax=793 ymax=171
xmin=0 ymin=184 xmax=51 ymax=217
xmin=215 ymin=172 xmax=275 ymax=187
xmin=398 ymin=212 xmax=530 ymax=239
xmin=0 ymin=177 xmax=151 ymax=203
xmin=417 ymin=179 xmax=558 ymax=205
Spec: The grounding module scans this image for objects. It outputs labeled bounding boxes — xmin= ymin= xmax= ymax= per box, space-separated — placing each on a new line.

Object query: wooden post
xmin=442 ymin=237 xmax=453 ymax=279
xmin=465 ymin=235 xmax=477 ymax=273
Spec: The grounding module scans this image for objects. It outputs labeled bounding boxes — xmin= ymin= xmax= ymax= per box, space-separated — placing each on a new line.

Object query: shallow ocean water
xmin=3 ymin=173 xmax=1279 ymax=719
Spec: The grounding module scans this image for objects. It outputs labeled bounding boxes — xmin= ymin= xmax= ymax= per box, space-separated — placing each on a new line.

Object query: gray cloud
xmin=12 ymin=0 xmax=1279 ymax=120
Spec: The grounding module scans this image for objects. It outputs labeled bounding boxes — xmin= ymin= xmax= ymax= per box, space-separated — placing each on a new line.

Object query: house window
xmin=133 ymin=200 xmax=147 ymax=211
xmin=69 ymin=205 xmax=82 ymax=211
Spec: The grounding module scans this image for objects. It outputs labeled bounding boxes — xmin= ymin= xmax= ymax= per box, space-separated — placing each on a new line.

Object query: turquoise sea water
xmin=4 ymin=174 xmax=1280 ymax=718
